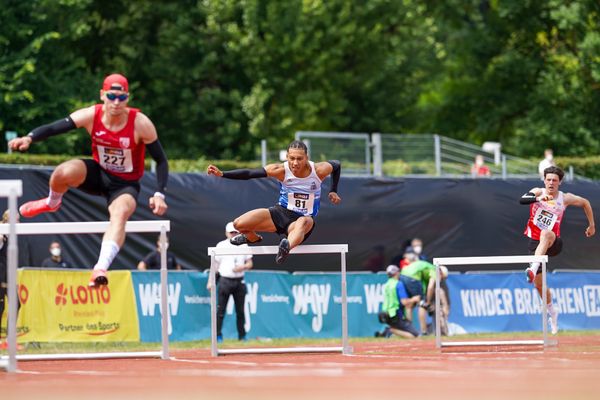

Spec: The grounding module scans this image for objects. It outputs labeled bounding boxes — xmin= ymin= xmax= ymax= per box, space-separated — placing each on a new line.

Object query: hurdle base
xmin=217 ymin=346 xmax=349 ymax=355
xmin=1 ymin=351 xmax=163 ymax=361
xmin=440 ymin=339 xmax=558 ymax=348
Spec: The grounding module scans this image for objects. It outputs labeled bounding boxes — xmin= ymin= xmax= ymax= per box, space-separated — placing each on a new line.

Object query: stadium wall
xmin=1 ymin=168 xmax=600 ymax=271
xmin=3 ymin=269 xmax=600 ymax=342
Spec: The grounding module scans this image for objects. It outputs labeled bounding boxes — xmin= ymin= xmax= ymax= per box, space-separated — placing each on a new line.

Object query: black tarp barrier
xmin=1 ymin=167 xmax=599 ymax=272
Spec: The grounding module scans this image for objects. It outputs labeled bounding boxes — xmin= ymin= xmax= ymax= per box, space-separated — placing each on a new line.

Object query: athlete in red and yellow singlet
xmin=91 ymin=104 xmax=145 ymax=181
xmin=524 ymin=189 xmax=566 ymax=241
xmin=519 ymin=166 xmax=595 ymax=334
xmin=9 ymin=74 xmax=169 ymax=287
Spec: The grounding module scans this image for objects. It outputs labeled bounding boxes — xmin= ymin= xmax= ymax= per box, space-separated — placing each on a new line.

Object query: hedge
xmin=0 ymin=154 xmax=598 ymax=179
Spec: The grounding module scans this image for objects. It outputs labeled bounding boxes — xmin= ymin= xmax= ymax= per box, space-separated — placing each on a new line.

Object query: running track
xmin=3 ymin=336 xmax=600 ymax=400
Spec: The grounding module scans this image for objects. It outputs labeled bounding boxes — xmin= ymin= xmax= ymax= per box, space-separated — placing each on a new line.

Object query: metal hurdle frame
xmin=433 ymin=255 xmax=550 ymax=349
xmin=0 ymin=180 xmax=22 ymax=373
xmin=0 ymin=181 xmax=170 ymax=373
xmin=207 ymin=244 xmax=352 ymax=356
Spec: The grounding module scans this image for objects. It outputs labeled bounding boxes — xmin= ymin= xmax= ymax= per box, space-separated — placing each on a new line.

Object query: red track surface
xmin=3 ymin=335 xmax=600 ymax=400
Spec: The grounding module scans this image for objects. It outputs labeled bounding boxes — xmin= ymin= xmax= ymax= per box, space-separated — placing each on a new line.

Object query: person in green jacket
xmin=401 ymin=253 xmax=448 ymax=335
xmin=378 ymin=265 xmax=419 ymax=338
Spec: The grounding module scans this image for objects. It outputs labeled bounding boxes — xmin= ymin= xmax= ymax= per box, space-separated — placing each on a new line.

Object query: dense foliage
xmin=1 ymin=0 xmax=599 ymax=159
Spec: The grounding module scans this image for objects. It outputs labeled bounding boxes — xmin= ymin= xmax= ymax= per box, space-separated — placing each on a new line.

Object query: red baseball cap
xmin=102 ymin=73 xmax=129 ymax=92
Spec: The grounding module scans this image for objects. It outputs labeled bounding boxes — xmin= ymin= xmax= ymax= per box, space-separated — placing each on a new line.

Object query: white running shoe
xmin=548 ymin=308 xmax=558 ymax=335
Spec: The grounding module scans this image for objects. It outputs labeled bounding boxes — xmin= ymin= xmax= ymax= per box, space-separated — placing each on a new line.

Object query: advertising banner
xmin=8 ymin=269 xmax=599 ymax=343
xmin=446 ymin=272 xmax=600 ymax=333
xmin=220 ymin=271 xmax=385 ymax=340
xmin=130 ymin=270 xmax=386 ymax=342
xmin=220 ymin=271 xmax=294 ymax=339
xmin=15 ymin=269 xmax=139 ymax=342
xmin=131 ymin=271 xmax=211 ymax=342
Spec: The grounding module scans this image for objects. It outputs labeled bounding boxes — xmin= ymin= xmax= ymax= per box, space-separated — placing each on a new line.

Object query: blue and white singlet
xmin=277 ymin=161 xmax=322 ymax=216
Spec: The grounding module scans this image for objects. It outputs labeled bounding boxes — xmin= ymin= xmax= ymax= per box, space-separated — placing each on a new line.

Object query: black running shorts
xmin=527 ymin=237 xmax=563 ymax=257
xmin=528 ymin=237 xmax=563 ymax=275
xmin=78 ymin=159 xmax=140 ymax=205
xmin=268 ymin=204 xmax=315 ymax=241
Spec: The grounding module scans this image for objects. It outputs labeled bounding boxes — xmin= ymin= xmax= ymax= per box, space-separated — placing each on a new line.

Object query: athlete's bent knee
xmin=540 ymin=230 xmax=556 ymax=241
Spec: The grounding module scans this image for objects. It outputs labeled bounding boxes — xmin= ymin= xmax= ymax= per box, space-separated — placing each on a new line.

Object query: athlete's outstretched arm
xmin=565 ymin=193 xmax=596 ymax=237
xmin=207 ymin=163 xmax=285 ymax=181
xmin=519 ymin=188 xmax=546 ymax=204
xmin=8 ymin=106 xmax=94 ymax=152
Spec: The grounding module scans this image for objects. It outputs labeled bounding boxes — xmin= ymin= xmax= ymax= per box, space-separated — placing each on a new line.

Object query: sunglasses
xmin=105 ymin=92 xmax=129 ymax=102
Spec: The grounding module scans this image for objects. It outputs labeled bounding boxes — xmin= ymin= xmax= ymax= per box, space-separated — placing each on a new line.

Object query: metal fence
xmin=259 ymin=132 xmax=587 ymax=181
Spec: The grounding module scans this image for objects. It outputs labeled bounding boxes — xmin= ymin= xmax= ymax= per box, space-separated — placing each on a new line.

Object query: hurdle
xmin=0 ymin=180 xmax=22 ymax=373
xmin=0 ymin=180 xmax=171 ymax=372
xmin=207 ymin=244 xmax=352 ymax=356
xmin=433 ymin=255 xmax=550 ymax=349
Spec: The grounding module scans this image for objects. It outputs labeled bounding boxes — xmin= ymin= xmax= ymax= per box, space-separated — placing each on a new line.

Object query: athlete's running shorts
xmin=528 ymin=237 xmax=563 ymax=275
xmin=268 ymin=204 xmax=315 ymax=241
xmin=78 ymin=159 xmax=140 ymax=205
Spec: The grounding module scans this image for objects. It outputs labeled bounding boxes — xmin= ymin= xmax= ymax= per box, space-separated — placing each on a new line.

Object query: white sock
xmin=93 ymin=240 xmax=120 ymax=271
xmin=46 ymin=190 xmax=64 ymax=208
xmin=529 ymin=262 xmax=540 ymax=274
xmin=547 ymin=302 xmax=555 ymax=314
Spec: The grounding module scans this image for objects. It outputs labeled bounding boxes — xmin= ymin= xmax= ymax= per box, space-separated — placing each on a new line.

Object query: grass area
xmin=3 ymin=330 xmax=599 ymax=355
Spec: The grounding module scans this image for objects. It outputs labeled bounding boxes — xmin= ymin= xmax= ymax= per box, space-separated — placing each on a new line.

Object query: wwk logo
xmin=54 ymin=283 xmax=111 ymax=306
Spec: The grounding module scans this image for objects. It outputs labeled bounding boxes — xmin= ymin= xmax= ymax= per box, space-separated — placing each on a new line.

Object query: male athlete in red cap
xmin=9 ymin=73 xmax=169 ymax=287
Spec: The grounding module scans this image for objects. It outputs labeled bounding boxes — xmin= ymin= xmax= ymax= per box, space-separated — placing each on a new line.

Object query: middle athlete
xmin=207 ymin=140 xmax=341 ymax=264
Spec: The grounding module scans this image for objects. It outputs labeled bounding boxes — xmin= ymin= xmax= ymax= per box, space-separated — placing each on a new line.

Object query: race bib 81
xmin=287 ymin=192 xmax=314 ymax=215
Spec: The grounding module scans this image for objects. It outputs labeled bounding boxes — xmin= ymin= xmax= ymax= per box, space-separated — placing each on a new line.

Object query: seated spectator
xmin=471 ymin=154 xmax=491 ymax=177
xmin=41 ymin=241 xmax=73 ymax=268
xmin=375 ymin=265 xmax=419 ymax=339
xmin=410 ymin=237 xmax=429 ymax=261
xmin=401 ymin=259 xmax=448 ymax=335
xmin=137 ymin=235 xmax=181 ymax=271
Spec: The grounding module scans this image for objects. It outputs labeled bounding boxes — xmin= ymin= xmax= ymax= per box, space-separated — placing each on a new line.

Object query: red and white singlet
xmin=91 ymin=104 xmax=145 ymax=181
xmin=524 ymin=190 xmax=566 ymax=240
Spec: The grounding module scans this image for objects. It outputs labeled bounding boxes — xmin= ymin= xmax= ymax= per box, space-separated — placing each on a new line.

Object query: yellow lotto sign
xmin=13 ymin=269 xmax=140 ymax=342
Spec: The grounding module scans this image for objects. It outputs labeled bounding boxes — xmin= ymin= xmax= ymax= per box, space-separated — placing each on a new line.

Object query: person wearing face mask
xmin=410 ymin=238 xmax=428 ymax=262
xmin=41 ymin=241 xmax=73 ymax=269
xmin=137 ymin=235 xmax=181 ymax=271
xmin=470 ymin=154 xmax=491 ymax=177
xmin=538 ymin=149 xmax=555 ymax=180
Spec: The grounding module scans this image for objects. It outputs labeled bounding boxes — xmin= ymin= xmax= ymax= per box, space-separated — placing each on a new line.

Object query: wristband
xmin=153 ymin=192 xmax=165 ymax=200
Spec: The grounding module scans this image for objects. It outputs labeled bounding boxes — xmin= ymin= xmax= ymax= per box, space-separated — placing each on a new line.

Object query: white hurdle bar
xmin=433 ymin=255 xmax=549 ymax=350
xmin=0 ymin=185 xmax=171 ymax=373
xmin=207 ymin=244 xmax=352 ymax=356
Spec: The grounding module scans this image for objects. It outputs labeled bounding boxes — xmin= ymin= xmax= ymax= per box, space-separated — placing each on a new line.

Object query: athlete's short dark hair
xmin=287 ymin=140 xmax=308 ymax=154
xmin=544 ymin=166 xmax=564 ymax=181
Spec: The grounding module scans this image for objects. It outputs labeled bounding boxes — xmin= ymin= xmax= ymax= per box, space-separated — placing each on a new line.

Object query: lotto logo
xmin=54 ymin=283 xmax=111 ymax=306
xmin=55 ymin=284 xmax=68 ymax=305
